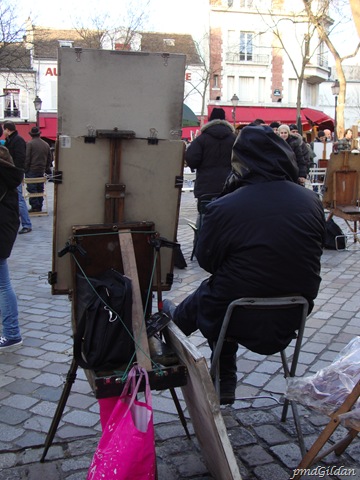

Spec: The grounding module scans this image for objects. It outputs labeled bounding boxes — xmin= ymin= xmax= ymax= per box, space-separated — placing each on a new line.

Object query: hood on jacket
xmin=200 ymin=119 xmax=235 ymax=138
xmin=287 ymin=133 xmax=303 ymax=148
xmin=231 ymin=125 xmax=299 ymax=185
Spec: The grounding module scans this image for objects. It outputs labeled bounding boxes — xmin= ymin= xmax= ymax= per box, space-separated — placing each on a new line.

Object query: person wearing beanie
xmin=278 ymin=124 xmax=308 ymax=185
xmin=209 ymin=107 xmax=226 ymax=121
xmin=164 ymin=125 xmax=325 ymax=405
xmin=185 ymin=107 xmax=236 ymax=207
xmin=270 ymin=121 xmax=280 ymax=134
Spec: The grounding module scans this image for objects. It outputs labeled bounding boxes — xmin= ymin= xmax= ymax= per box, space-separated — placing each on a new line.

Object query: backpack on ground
xmin=324 ymin=218 xmax=346 ymax=250
xmin=74 ymin=268 xmax=134 ymax=370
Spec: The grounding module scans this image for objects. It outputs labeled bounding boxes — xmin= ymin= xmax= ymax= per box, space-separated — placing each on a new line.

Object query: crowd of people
xmin=175 ymin=110 xmax=356 ymax=404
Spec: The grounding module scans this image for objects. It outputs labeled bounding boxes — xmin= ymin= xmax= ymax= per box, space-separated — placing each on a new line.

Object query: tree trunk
xmin=350 ymin=0 xmax=360 ymax=38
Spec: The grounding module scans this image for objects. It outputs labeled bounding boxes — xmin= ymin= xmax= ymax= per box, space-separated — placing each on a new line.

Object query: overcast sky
xmin=18 ymin=0 xmax=208 ymax=39
xmin=16 ymin=0 xmax=358 ymax=63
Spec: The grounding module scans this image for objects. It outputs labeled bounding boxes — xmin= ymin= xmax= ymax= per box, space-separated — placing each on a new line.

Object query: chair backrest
xmin=308 ymin=167 xmax=327 ymax=186
xmin=219 ymin=296 xmax=309 ymax=356
xmin=210 ymin=296 xmax=309 ymax=380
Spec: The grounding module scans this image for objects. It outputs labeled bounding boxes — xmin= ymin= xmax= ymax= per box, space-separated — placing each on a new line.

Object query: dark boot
xmin=210 ymin=340 xmax=238 ymax=405
xmin=219 ymin=352 xmax=237 ymax=405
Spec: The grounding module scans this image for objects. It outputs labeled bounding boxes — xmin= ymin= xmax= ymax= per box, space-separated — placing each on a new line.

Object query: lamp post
xmin=331 ymin=80 xmax=340 ymax=142
xmin=33 ymin=95 xmax=42 ymax=127
xmin=231 ymin=94 xmax=239 ymax=127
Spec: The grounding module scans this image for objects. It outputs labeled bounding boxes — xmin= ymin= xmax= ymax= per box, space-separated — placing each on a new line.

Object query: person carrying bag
xmin=87 ymin=365 xmax=156 ymax=480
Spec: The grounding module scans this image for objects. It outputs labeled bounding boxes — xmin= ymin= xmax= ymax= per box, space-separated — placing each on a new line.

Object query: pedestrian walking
xmin=25 ymin=126 xmax=52 ymax=212
xmin=0 ymin=145 xmax=24 ymax=350
xmin=3 ymin=121 xmax=32 ymax=234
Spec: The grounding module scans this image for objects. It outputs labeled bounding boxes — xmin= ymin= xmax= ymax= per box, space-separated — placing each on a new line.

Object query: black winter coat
xmin=177 ymin=126 xmax=325 ymax=354
xmin=5 ymin=131 xmax=26 ymax=170
xmin=287 ymin=134 xmax=308 ymax=178
xmin=185 ymin=120 xmax=236 ymax=198
xmin=0 ymin=154 xmax=24 ymax=258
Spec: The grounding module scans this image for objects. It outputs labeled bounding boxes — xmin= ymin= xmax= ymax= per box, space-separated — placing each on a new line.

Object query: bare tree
xmin=303 ymin=0 xmax=360 ymax=139
xmin=184 ymin=34 xmax=219 ymax=126
xmin=350 ymin=0 xmax=360 ymax=38
xmin=0 ymin=2 xmax=32 ymax=88
xmin=72 ymin=0 xmax=150 ymax=50
xmin=260 ymin=6 xmax=322 ymax=134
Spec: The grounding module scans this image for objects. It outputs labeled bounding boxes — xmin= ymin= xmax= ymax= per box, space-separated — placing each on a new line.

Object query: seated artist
xmin=164 ymin=125 xmax=325 ymax=405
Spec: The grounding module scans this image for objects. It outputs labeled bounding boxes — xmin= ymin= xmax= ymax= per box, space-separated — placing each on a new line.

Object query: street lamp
xmin=331 ymin=80 xmax=340 ymax=142
xmin=231 ymin=93 xmax=239 ymax=127
xmin=33 ymin=95 xmax=42 ymax=127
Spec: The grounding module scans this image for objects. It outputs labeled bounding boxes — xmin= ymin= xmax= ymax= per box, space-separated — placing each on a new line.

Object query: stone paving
xmin=0 ymin=183 xmax=359 ymax=479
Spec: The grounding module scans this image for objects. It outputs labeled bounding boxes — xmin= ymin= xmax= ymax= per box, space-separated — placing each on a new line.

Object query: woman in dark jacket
xmin=0 ymin=145 xmax=24 ymax=350
xmin=278 ymin=124 xmax=308 ymax=185
xmin=185 ymin=108 xmax=237 ymax=205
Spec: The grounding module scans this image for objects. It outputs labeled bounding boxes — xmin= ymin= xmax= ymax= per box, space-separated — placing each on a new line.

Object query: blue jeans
xmin=0 ymin=258 xmax=21 ymax=340
xmin=17 ymin=183 xmax=32 ymax=229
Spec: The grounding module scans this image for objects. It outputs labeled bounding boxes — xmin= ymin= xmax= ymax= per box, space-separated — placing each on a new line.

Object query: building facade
xmin=207 ymin=0 xmax=332 ymax=127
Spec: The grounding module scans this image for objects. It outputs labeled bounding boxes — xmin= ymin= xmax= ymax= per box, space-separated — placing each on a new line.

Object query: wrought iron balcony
xmin=226 ymin=52 xmax=270 ymax=64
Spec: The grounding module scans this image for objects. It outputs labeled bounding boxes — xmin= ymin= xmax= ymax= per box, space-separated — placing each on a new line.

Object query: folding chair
xmin=307 ymin=167 xmax=327 ymax=199
xmin=209 ymin=296 xmax=309 ymax=456
xmin=292 ymin=380 xmax=360 ymax=479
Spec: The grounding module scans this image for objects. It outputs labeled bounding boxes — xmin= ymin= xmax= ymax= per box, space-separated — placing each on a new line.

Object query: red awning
xmin=208 ymin=105 xmax=334 ymax=131
xmin=38 ymin=114 xmax=57 ymax=142
xmin=15 ymin=122 xmax=37 ymax=141
xmin=4 ymin=116 xmax=57 ymax=143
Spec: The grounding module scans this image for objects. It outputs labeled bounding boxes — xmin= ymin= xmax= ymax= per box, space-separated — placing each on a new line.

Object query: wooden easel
xmin=41 ymin=132 xmax=189 ymax=462
xmin=323 ymin=151 xmax=360 ymax=240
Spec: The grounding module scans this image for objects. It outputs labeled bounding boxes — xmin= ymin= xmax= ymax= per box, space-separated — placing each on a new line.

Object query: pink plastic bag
xmin=87 ymin=365 xmax=156 ymax=480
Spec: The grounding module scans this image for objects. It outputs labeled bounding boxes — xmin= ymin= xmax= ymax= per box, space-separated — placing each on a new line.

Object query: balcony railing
xmin=226 ymin=52 xmax=270 ymax=64
xmin=4 ymin=109 xmax=21 ymax=118
xmin=316 ymin=54 xmax=328 ymax=69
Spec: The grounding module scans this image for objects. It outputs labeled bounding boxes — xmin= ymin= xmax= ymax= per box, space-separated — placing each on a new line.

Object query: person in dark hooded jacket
xmin=164 ymin=125 xmax=325 ymax=404
xmin=0 ymin=145 xmax=24 ymax=350
xmin=185 ymin=107 xmax=236 ymax=206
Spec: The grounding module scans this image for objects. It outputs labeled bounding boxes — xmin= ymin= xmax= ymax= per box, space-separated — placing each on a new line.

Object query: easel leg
xmin=169 ymin=387 xmax=191 ymax=439
xmin=40 ymin=358 xmax=78 ymax=462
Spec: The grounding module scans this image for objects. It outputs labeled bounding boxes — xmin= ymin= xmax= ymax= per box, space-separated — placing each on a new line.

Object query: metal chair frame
xmin=209 ymin=296 xmax=309 ymax=456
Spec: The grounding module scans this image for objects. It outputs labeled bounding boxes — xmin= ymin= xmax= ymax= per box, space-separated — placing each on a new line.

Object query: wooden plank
xmin=119 ymin=230 xmax=151 ymax=371
xmin=164 ymin=322 xmax=242 ymax=480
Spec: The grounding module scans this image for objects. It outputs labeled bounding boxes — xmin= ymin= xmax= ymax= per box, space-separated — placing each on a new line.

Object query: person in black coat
xmin=0 ymin=145 xmax=24 ymax=350
xmin=185 ymin=108 xmax=236 ymax=207
xmin=4 ymin=121 xmax=32 ymax=234
xmin=164 ymin=125 xmax=325 ymax=404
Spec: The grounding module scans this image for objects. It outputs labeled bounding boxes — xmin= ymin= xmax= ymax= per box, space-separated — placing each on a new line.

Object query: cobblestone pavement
xmin=0 ymin=183 xmax=359 ymax=480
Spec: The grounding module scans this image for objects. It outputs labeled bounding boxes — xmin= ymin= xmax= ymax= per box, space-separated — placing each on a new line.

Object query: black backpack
xmin=324 ymin=219 xmax=346 ymax=250
xmin=74 ymin=268 xmax=134 ymax=370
